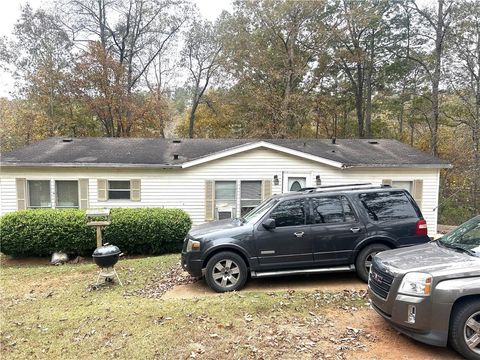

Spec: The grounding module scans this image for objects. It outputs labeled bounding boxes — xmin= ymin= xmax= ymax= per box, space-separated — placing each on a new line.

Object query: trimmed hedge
xmin=0 ymin=208 xmax=191 ymax=257
xmin=103 ymin=208 xmax=192 ymax=255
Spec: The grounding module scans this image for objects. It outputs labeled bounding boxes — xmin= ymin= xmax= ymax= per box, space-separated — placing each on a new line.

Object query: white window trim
xmin=55 ymin=180 xmax=80 ymax=209
xmin=26 ymin=178 xmax=82 ymax=209
xmin=212 ymin=179 xmax=267 ymax=220
xmin=240 ymin=180 xmax=263 ymax=216
xmin=282 ymin=172 xmax=312 ymax=193
xmin=26 ymin=179 xmax=53 ymax=209
xmin=391 ymin=180 xmax=414 ymax=193
xmin=107 ymin=180 xmax=132 ymax=201
xmin=214 ymin=180 xmax=238 ymax=219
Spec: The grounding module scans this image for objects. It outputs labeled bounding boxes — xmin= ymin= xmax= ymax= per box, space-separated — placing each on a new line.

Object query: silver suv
xmin=369 ymin=215 xmax=480 ymax=360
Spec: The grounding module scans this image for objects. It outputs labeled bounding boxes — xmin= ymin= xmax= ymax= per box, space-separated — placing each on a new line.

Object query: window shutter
xmin=97 ymin=179 xmax=107 ymax=201
xmin=79 ymin=179 xmax=89 ymax=209
xmin=412 ymin=179 xmax=423 ymax=209
xmin=382 ymin=179 xmax=392 ymax=186
xmin=131 ymin=179 xmax=141 ymax=201
xmin=15 ymin=178 xmax=27 ymax=210
xmin=205 ymin=180 xmax=215 ymax=221
xmin=262 ymin=179 xmax=272 ymax=200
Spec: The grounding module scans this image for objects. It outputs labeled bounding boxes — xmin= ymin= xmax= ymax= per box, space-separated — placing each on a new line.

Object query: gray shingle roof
xmin=0 ymin=137 xmax=451 ymax=168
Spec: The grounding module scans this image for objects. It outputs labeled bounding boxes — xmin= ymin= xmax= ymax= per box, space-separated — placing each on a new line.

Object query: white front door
xmin=283 ymin=173 xmax=311 ymax=192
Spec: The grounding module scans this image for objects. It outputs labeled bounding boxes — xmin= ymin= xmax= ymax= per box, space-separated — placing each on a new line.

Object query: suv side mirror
xmin=262 ymin=218 xmax=276 ymax=230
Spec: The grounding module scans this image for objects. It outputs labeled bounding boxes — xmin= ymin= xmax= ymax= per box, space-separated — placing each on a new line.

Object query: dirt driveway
xmin=165 ymin=272 xmax=461 ymax=360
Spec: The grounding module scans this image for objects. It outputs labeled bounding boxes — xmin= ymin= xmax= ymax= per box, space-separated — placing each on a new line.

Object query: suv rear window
xmin=359 ymin=191 xmax=418 ymax=221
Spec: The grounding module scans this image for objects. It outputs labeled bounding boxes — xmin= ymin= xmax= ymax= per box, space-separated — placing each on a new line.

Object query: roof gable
xmin=181 ymin=141 xmax=344 ymax=168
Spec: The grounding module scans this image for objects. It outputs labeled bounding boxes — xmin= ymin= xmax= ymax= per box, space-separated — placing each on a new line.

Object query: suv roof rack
xmin=300 ymin=183 xmax=392 ymax=194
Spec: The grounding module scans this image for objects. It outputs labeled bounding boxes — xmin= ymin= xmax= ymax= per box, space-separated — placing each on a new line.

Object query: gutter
xmin=341 ymin=163 xmax=452 ymax=169
xmin=0 ymin=161 xmax=453 ymax=170
xmin=0 ymin=162 xmax=183 ymax=169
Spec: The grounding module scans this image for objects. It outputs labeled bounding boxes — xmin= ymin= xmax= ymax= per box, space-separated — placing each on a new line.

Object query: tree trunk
xmin=365 ymin=29 xmax=375 ymax=138
xmin=188 ymin=97 xmax=199 ymax=138
xmin=474 ymin=27 xmax=480 ymax=214
xmin=431 ymin=0 xmax=445 ymax=156
xmin=410 ymin=122 xmax=414 ymax=146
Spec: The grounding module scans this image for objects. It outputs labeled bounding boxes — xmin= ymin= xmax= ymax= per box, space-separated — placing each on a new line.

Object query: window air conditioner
xmin=216 ymin=206 xmax=235 ymax=220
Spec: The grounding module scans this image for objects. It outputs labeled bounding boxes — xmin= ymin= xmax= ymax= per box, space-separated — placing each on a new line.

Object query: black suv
xmin=182 ymin=184 xmax=429 ymax=292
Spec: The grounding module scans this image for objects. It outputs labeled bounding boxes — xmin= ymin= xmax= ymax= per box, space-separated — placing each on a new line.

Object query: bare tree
xmin=182 ymin=19 xmax=222 ymax=138
xmin=445 ymin=0 xmax=480 ymax=213
xmin=407 ymin=0 xmax=454 ymax=155
xmin=61 ymin=0 xmax=188 ymax=136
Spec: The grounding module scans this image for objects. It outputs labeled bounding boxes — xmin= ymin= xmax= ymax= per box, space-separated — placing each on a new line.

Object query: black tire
xmin=355 ymin=243 xmax=390 ymax=282
xmin=205 ymin=251 xmax=248 ymax=293
xmin=449 ymin=299 xmax=480 ymax=360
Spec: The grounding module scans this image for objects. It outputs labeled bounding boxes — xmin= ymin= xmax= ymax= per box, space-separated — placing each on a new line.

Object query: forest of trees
xmin=0 ymin=0 xmax=478 ymax=224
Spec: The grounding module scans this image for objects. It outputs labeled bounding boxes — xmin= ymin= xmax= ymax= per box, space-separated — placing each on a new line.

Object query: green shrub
xmin=0 ymin=208 xmax=191 ymax=257
xmin=0 ymin=209 xmax=95 ymax=257
xmin=103 ymin=208 xmax=192 ymax=255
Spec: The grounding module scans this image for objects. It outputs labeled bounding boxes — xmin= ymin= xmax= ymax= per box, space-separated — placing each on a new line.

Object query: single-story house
xmin=0 ymin=137 xmax=451 ymax=236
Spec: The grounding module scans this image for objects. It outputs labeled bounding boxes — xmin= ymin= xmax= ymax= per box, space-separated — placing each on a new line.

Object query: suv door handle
xmin=294 ymin=231 xmax=305 ymax=238
xmin=350 ymin=227 xmax=361 ymax=233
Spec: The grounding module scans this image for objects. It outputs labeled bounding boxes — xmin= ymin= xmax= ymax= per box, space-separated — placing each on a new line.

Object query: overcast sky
xmin=0 ymin=0 xmax=233 ymax=97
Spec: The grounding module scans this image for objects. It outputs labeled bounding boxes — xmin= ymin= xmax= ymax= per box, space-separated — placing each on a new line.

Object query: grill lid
xmin=93 ymin=245 xmax=121 ymax=257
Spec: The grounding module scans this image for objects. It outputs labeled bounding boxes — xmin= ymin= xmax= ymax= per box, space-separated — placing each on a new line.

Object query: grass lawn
xmin=1 ymin=255 xmax=371 ymax=359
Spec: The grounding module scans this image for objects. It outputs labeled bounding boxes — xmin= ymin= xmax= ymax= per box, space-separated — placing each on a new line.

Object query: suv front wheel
xmin=450 ymin=299 xmax=480 ymax=360
xmin=355 ymin=244 xmax=390 ymax=282
xmin=205 ymin=251 xmax=248 ymax=293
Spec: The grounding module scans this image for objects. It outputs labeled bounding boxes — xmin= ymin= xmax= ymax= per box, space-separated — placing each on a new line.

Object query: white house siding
xmin=0 ymin=147 xmax=440 ymax=236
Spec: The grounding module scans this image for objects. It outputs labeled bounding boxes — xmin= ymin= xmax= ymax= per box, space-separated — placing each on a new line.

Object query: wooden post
xmin=96 ymin=226 xmax=103 ymax=248
xmin=87 ymin=221 xmax=110 ymax=249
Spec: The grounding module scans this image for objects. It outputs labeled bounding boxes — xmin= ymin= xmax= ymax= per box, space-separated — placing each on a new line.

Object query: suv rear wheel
xmin=205 ymin=251 xmax=248 ymax=293
xmin=450 ymin=299 xmax=480 ymax=360
xmin=355 ymin=244 xmax=390 ymax=282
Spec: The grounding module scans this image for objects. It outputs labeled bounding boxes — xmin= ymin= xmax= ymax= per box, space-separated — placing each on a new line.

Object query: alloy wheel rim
xmin=365 ymin=251 xmax=379 ymax=273
xmin=212 ymin=259 xmax=240 ymax=289
xmin=464 ymin=311 xmax=480 ymax=354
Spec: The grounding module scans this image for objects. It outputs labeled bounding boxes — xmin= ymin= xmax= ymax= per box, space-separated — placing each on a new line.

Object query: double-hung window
xmin=215 ymin=181 xmax=237 ymax=219
xmin=108 ymin=181 xmax=131 ymax=200
xmin=392 ymin=181 xmax=413 ymax=193
xmin=55 ymin=180 xmax=79 ymax=208
xmin=27 ymin=180 xmax=51 ymax=208
xmin=240 ymin=181 xmax=262 ymax=217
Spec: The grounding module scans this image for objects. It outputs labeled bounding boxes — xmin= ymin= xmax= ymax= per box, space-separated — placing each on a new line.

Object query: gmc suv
xmin=182 ymin=183 xmax=430 ymax=293
xmin=369 ymin=215 xmax=480 ymax=360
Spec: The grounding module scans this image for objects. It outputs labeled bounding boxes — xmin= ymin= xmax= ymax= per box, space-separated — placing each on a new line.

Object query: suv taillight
xmin=416 ymin=219 xmax=428 ymax=236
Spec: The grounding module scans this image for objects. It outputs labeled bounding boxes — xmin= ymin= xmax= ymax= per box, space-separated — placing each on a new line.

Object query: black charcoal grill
xmin=92 ymin=245 xmax=121 ymax=268
xmin=92 ymin=244 xmax=123 ymax=286
xmin=86 ymin=209 xmax=123 ymax=286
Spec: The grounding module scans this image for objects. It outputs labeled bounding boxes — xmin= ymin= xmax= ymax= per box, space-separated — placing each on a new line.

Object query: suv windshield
xmin=242 ymin=198 xmax=279 ymax=224
xmin=438 ymin=216 xmax=480 ymax=256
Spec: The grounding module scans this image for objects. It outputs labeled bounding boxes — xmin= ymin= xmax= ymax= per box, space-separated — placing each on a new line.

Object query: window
xmin=56 ymin=181 xmax=79 ymax=208
xmin=341 ymin=196 xmax=356 ymax=222
xmin=359 ymin=191 xmax=417 ymax=221
xmin=243 ymin=198 xmax=278 ymax=224
xmin=28 ymin=180 xmax=51 ymax=208
xmin=392 ymin=181 xmax=413 ymax=194
xmin=240 ymin=181 xmax=262 ymax=216
xmin=312 ymin=196 xmax=356 ymax=224
xmin=270 ymin=199 xmax=306 ymax=227
xmin=108 ymin=181 xmax=131 ymax=200
xmin=215 ymin=181 xmax=236 ymax=219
